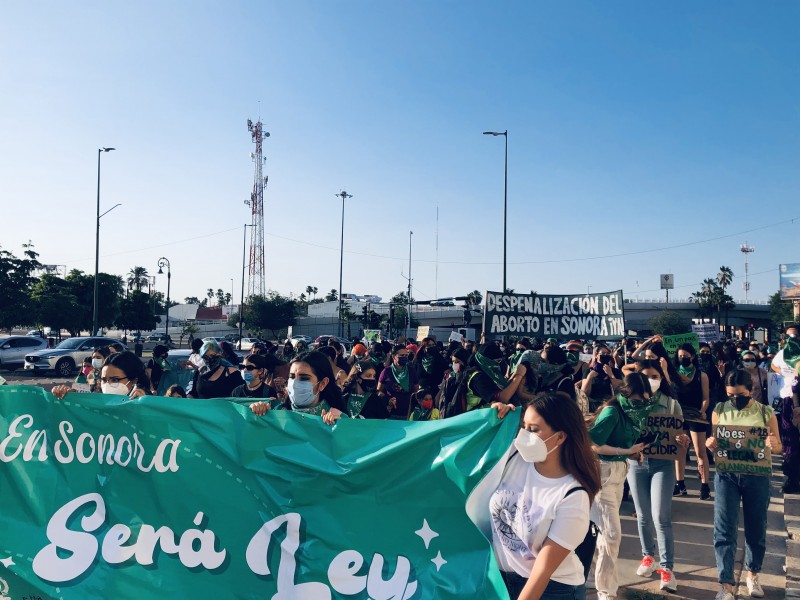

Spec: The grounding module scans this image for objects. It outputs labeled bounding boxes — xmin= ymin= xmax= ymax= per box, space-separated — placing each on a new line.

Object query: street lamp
xmin=157 ymin=258 xmax=171 ymax=342
xmin=483 ymin=130 xmax=508 ymax=292
xmin=335 ymin=190 xmax=353 ymax=338
xmin=240 ymin=224 xmax=254 ymax=342
xmin=93 ymin=147 xmax=116 ymax=336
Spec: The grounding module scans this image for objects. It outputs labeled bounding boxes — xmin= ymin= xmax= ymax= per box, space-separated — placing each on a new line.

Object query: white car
xmin=237 ymin=337 xmax=261 ymax=351
xmin=0 ymin=336 xmax=48 ymax=370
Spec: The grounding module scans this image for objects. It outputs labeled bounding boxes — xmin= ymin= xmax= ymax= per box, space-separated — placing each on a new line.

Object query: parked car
xmin=290 ymin=335 xmax=314 ymax=348
xmin=313 ymin=335 xmax=353 ymax=351
xmin=202 ymin=337 xmax=227 ymax=345
xmin=148 ymin=333 xmax=171 ymax=342
xmin=237 ymin=337 xmax=261 ymax=351
xmin=26 ymin=330 xmax=46 ymax=338
xmin=0 ymin=336 xmax=48 ymax=370
xmin=23 ymin=337 xmax=126 ymax=377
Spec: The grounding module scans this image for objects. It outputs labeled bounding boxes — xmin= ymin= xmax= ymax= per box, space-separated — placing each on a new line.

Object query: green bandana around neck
xmin=784 ymin=336 xmax=800 ymax=369
xmin=391 ymin=363 xmax=410 ymax=392
xmin=474 ymin=352 xmax=508 ymax=390
xmin=678 ymin=364 xmax=696 ymax=379
xmin=421 ymin=355 xmax=434 ymax=373
xmin=347 ymin=393 xmax=370 ymax=418
xmin=617 ymin=392 xmax=660 ymax=434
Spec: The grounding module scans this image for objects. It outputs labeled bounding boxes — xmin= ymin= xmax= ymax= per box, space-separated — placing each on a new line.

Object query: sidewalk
xmin=586 ymin=460 xmax=786 ymax=600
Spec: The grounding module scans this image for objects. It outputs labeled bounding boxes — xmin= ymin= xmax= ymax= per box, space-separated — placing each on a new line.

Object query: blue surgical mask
xmin=288 ymin=378 xmax=316 ymax=408
xmin=242 ymin=371 xmax=256 ymax=383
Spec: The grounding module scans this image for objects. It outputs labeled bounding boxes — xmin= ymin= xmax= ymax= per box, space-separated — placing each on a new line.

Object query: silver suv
xmin=24 ymin=337 xmax=124 ymax=377
xmin=0 ymin=336 xmax=48 ymax=370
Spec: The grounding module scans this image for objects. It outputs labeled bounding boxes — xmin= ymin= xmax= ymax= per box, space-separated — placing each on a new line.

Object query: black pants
xmin=501 ymin=571 xmax=586 ymax=600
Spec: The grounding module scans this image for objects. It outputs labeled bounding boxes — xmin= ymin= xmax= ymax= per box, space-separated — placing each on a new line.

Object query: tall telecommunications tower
xmin=740 ymin=242 xmax=754 ymax=302
xmin=246 ymin=119 xmax=269 ymax=298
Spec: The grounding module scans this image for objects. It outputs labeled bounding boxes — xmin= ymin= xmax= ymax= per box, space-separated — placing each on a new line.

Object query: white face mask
xmin=91 ymin=358 xmax=104 ymax=369
xmin=101 ymin=381 xmax=129 ymax=395
xmin=452 ymin=363 xmax=461 ymax=373
xmin=742 ymin=360 xmax=756 ymax=369
xmin=513 ymin=429 xmax=560 ymax=463
xmin=648 ymin=378 xmax=662 ymax=393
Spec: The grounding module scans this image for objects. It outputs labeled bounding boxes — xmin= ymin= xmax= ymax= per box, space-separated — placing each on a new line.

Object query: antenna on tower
xmin=247 ymin=118 xmax=270 ymax=298
xmin=740 ymin=242 xmax=755 ymax=303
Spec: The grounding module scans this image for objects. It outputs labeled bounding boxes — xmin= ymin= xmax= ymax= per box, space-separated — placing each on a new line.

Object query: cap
xmin=566 ymin=340 xmax=582 ymax=351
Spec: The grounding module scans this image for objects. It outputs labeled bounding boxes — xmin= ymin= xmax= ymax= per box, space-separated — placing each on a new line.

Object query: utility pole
xmin=741 ymin=242 xmax=755 ymax=303
xmin=407 ymin=231 xmax=413 ymax=339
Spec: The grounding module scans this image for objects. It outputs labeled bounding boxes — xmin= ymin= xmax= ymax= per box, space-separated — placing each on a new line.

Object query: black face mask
xmin=204 ymin=355 xmax=222 ymax=372
xmin=680 ymin=357 xmax=693 ymax=368
xmin=361 ymin=379 xmax=377 ymax=390
xmin=699 ymin=354 xmax=712 ymax=364
xmin=731 ymin=394 xmax=751 ymax=410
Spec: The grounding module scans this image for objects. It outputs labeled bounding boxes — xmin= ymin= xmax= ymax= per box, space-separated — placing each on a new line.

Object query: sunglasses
xmin=240 ymin=364 xmax=260 ymax=371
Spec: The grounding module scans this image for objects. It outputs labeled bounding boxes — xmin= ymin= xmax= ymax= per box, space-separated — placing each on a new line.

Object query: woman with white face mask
xmin=248 ymin=351 xmax=345 ymax=424
xmin=486 ymin=393 xmax=601 ymax=600
xmin=626 ymin=361 xmax=691 ymax=593
xmin=740 ymin=351 xmax=768 ymax=406
xmin=52 ymin=350 xmax=150 ymax=400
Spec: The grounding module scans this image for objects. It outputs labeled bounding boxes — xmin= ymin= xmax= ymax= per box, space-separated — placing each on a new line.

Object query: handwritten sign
xmin=448 ymin=331 xmax=464 ymax=343
xmin=691 ymin=323 xmax=720 ymax=343
xmin=639 ymin=412 xmax=684 ymax=460
xmin=416 ymin=326 xmax=430 ymax=341
xmin=714 ymin=424 xmax=772 ymax=476
xmin=661 ymin=333 xmax=699 ymax=357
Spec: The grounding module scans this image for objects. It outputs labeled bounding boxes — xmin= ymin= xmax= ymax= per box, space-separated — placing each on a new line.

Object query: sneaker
xmin=747 ymin=575 xmax=764 ymax=598
xmin=636 ymin=555 xmax=656 ymax=577
xmin=715 ymin=587 xmax=734 ymax=600
xmin=658 ymin=568 xmax=678 ymax=592
xmin=701 ymin=483 xmax=712 ymax=501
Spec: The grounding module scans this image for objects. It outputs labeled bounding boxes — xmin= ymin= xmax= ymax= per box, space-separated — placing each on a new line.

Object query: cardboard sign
xmin=639 ymin=412 xmax=684 ymax=460
xmin=416 ymin=326 xmax=430 ymax=341
xmin=767 ymin=372 xmax=785 ymax=410
xmin=448 ymin=331 xmax=464 ymax=343
xmin=483 ymin=290 xmax=625 ymax=340
xmin=691 ymin=323 xmax=720 ymax=343
xmin=661 ymin=333 xmax=700 ymax=357
xmin=714 ymin=424 xmax=772 ymax=476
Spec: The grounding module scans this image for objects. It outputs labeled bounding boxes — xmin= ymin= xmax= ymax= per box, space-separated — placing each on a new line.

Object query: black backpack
xmin=564 ymin=486 xmax=599 ymax=581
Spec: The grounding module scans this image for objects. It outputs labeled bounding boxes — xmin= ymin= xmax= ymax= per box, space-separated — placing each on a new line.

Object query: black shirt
xmin=190 ymin=367 xmax=245 ymax=399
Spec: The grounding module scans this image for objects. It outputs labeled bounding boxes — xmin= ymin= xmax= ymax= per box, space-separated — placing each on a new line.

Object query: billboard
xmin=483 ymin=290 xmax=625 ymax=340
xmin=780 ymin=264 xmax=800 ymax=299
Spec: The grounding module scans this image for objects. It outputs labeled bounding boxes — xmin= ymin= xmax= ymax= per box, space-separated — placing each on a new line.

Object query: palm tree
xmin=207 ymin=288 xmax=214 ymax=306
xmin=717 ymin=266 xmax=735 ymax=331
xmin=126 ymin=267 xmax=149 ymax=292
xmin=305 ymin=285 xmax=314 ymax=299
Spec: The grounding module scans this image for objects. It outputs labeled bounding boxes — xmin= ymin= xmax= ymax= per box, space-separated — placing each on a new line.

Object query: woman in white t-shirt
xmin=488 ymin=392 xmax=602 ymax=600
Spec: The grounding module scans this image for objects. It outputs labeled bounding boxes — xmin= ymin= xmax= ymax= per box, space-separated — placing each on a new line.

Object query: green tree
xmin=184 ymin=296 xmax=202 ymax=305
xmin=466 ymin=290 xmax=483 ymax=306
xmin=325 ymin=289 xmax=338 ymax=302
xmin=716 ymin=266 xmax=735 ymax=328
xmin=215 ymin=288 xmax=227 ymax=306
xmin=117 ymin=291 xmax=159 ymax=334
xmin=207 ymin=288 xmax=215 ymax=306
xmin=0 ymin=245 xmax=41 ymax=330
xmin=648 ymin=311 xmax=692 ymax=336
xmin=30 ymin=274 xmax=83 ymax=336
xmin=236 ymin=291 xmax=297 ymax=339
xmin=768 ymin=292 xmax=794 ymax=332
xmin=126 ymin=266 xmax=149 ymax=292
xmin=180 ymin=323 xmax=199 ymax=345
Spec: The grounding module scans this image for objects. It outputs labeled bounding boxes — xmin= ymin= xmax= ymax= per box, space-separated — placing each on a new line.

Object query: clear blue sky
xmin=2 ymin=1 xmax=799 ymax=305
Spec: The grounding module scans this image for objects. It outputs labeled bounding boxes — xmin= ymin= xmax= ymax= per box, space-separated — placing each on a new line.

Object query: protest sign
xmin=483 ymin=290 xmax=625 ymax=340
xmin=713 ymin=424 xmax=772 ymax=476
xmin=416 ymin=326 xmax=430 ymax=341
xmin=767 ymin=372 xmax=785 ymax=411
xmin=0 ymin=386 xmax=514 ymax=599
xmin=639 ymin=412 xmax=684 ymax=460
xmin=661 ymin=333 xmax=699 ymax=356
xmin=691 ymin=323 xmax=720 ymax=343
xmin=448 ymin=331 xmax=463 ymax=343
xmin=363 ymin=329 xmax=381 ymax=343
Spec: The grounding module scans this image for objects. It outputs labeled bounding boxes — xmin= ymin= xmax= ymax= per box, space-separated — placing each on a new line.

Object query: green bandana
xmin=474 ymin=352 xmax=508 ymax=390
xmin=347 ymin=393 xmax=370 ymax=418
xmin=391 ymin=363 xmax=410 ymax=392
xmin=295 ymin=400 xmax=331 ymax=417
xmin=784 ymin=337 xmax=800 ymax=369
xmin=508 ymin=351 xmax=524 ymax=373
xmin=678 ymin=364 xmax=696 ymax=379
xmin=421 ymin=356 xmax=434 ymax=374
xmin=617 ymin=392 xmax=660 ymax=435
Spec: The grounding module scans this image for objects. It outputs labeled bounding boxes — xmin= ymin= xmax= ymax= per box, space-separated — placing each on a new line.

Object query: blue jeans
xmin=627 ymin=457 xmax=676 ymax=569
xmin=502 ymin=571 xmax=586 ymax=600
xmin=713 ymin=472 xmax=771 ymax=584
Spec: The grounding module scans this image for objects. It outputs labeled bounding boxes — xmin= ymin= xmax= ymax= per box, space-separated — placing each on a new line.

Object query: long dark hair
xmin=104 ymin=350 xmax=151 ymax=393
xmin=525 ymin=392 xmax=601 ymax=503
xmin=725 ymin=368 xmax=753 ymax=391
xmin=291 ymin=351 xmax=345 ymax=411
xmin=635 ymin=359 xmax=675 ymax=398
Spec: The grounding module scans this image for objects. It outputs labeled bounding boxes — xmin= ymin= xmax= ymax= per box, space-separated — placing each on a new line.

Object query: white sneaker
xmin=659 ymin=568 xmax=678 ymax=592
xmin=636 ymin=555 xmax=656 ymax=577
xmin=747 ymin=575 xmax=764 ymax=598
xmin=715 ymin=587 xmax=735 ymax=600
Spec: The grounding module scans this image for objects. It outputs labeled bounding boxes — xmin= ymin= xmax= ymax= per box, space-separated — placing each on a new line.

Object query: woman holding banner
xmin=479 ymin=392 xmax=601 ymax=600
xmin=673 ymin=344 xmax=711 ymax=500
xmin=706 ymin=370 xmax=781 ymax=600
xmin=627 ymin=360 xmax=690 ymax=593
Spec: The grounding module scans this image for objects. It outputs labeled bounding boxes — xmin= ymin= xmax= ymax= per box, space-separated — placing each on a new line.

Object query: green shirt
xmin=589 ymin=403 xmax=638 ymax=462
xmin=714 ymin=400 xmax=773 ymax=428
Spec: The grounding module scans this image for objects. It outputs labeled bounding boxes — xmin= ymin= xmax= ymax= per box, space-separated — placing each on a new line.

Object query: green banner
xmin=0 ymin=386 xmax=514 ymax=599
xmin=661 ymin=332 xmax=699 ymax=357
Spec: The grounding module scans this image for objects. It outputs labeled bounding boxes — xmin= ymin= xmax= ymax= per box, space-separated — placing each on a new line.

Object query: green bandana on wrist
xmin=784 ymin=337 xmax=800 ymax=369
